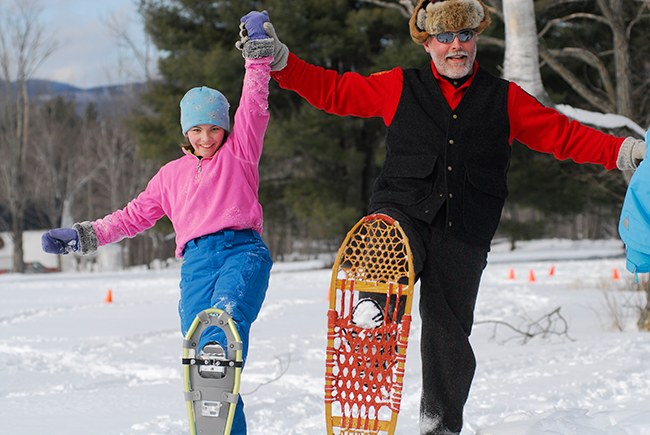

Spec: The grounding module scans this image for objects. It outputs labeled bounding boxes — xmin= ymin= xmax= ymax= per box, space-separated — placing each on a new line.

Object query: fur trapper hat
xmin=409 ymin=0 xmax=491 ymax=44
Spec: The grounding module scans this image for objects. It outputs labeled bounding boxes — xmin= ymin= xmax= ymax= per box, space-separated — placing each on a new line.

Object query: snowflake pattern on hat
xmin=205 ymin=94 xmax=220 ymax=105
xmin=207 ymin=110 xmax=221 ymax=123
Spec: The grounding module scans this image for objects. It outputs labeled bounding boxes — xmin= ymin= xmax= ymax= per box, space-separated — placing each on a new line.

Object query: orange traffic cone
xmin=528 ymin=270 xmax=536 ymax=283
xmin=104 ymin=289 xmax=113 ymax=303
xmin=612 ymin=268 xmax=620 ymax=281
xmin=508 ymin=268 xmax=515 ymax=280
xmin=549 ymin=265 xmax=555 ymax=276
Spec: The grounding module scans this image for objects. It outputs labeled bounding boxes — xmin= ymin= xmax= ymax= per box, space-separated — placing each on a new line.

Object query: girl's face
xmin=186 ymin=124 xmax=226 ymax=158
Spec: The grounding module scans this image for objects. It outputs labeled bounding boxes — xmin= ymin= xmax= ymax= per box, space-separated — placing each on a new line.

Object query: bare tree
xmin=103 ymin=9 xmax=158 ymax=84
xmin=30 ymin=88 xmax=163 ymax=270
xmin=538 ymin=0 xmax=650 ymax=120
xmin=85 ymin=88 xmax=160 ymax=268
xmin=26 ymin=96 xmax=108 ymax=269
xmin=0 ymin=0 xmax=59 ymax=272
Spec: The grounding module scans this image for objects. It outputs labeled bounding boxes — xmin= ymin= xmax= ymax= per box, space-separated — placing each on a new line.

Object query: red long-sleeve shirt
xmin=273 ymin=53 xmax=624 ymax=170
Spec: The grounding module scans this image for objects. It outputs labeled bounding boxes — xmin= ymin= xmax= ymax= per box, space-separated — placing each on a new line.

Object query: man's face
xmin=424 ymin=29 xmax=477 ymax=79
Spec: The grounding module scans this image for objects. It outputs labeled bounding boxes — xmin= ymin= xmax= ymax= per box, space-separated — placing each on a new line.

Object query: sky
xmin=8 ymin=0 xmax=154 ymax=89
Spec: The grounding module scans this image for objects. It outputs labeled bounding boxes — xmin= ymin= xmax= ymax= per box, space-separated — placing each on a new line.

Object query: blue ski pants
xmin=179 ymin=229 xmax=273 ymax=435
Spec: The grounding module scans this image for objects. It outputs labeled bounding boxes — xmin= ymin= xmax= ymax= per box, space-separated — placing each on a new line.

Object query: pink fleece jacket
xmin=91 ymin=57 xmax=271 ymax=257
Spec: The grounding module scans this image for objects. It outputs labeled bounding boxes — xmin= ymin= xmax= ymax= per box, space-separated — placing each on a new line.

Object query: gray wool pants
xmin=373 ymin=207 xmax=488 ymax=435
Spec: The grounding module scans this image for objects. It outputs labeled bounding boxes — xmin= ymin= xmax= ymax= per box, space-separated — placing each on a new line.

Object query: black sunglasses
xmin=433 ymin=29 xmax=475 ymax=44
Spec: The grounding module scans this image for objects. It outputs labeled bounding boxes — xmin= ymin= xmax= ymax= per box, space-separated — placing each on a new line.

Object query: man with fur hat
xmin=242 ymin=2 xmax=646 ymax=434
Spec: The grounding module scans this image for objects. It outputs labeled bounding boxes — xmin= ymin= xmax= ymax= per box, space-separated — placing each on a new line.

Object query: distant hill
xmin=23 ymin=79 xmax=143 ymax=113
xmin=27 ymin=79 xmax=82 ymax=94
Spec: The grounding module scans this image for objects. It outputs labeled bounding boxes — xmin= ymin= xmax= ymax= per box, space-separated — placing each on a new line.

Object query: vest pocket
xmin=462 ymin=163 xmax=509 ymax=242
xmin=374 ymin=154 xmax=437 ymax=205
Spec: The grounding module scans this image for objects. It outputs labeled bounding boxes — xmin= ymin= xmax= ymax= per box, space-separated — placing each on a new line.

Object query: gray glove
xmin=263 ymin=22 xmax=289 ymax=71
xmin=235 ymin=21 xmax=250 ymax=51
xmin=617 ymin=137 xmax=647 ymax=170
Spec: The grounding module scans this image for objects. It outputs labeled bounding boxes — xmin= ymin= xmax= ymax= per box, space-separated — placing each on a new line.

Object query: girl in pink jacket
xmin=42 ymin=13 xmax=277 ymax=435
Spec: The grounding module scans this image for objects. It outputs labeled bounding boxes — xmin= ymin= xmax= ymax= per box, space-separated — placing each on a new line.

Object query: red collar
xmin=430 ymin=60 xmax=479 ymax=110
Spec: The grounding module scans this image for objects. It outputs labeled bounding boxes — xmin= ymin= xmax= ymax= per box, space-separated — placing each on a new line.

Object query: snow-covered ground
xmin=1 ymin=238 xmax=649 ymax=435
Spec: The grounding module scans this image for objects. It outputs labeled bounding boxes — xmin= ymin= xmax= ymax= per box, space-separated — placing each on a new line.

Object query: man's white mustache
xmin=446 ymin=51 xmax=469 ymax=59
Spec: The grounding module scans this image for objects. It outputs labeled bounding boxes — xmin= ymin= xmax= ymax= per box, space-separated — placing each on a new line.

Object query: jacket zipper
xmin=195 ymin=157 xmax=203 ymax=181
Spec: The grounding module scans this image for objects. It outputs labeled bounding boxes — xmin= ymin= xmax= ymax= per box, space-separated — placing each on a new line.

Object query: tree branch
xmin=475 ymin=307 xmax=575 ymax=344
xmin=626 ymin=0 xmax=650 ymax=39
xmin=241 ymin=353 xmax=292 ymax=395
xmin=538 ymin=12 xmax=610 ymax=39
xmin=358 ymin=0 xmax=413 ymax=19
xmin=478 ymin=35 xmax=505 ymax=49
xmin=538 ymin=44 xmax=616 ymax=113
xmin=545 ymin=46 xmax=615 ymax=106
xmin=104 ymin=11 xmax=155 ymax=83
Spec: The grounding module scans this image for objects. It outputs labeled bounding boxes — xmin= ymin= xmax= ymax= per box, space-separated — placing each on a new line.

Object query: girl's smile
xmin=187 ymin=124 xmax=226 ymax=158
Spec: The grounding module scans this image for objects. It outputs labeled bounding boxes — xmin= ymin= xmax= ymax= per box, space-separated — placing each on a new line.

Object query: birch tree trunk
xmin=502 ymin=0 xmax=553 ymax=107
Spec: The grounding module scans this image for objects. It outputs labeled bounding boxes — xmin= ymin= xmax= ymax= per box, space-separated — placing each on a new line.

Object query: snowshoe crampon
xmin=326 ymin=214 xmax=415 ymax=435
xmin=182 ymin=309 xmax=243 ymax=435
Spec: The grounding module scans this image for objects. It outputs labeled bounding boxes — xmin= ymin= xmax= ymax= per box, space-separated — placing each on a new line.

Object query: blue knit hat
xmin=180 ymin=86 xmax=230 ymax=135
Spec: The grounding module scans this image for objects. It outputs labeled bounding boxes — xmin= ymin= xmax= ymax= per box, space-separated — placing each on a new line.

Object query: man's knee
xmin=372 ymin=208 xmax=426 ymax=277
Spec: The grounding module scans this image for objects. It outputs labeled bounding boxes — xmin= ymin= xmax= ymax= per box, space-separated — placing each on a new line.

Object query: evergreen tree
xmin=136 ymin=0 xmax=429 ymax=259
xmin=135 ymin=0 xmax=643 ymax=257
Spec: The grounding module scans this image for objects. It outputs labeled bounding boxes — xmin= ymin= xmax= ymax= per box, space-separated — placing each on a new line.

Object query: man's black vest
xmin=368 ymin=63 xmax=511 ymax=250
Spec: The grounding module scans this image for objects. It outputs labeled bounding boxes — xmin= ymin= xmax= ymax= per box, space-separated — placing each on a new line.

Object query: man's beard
xmin=432 ymin=49 xmax=475 ymax=79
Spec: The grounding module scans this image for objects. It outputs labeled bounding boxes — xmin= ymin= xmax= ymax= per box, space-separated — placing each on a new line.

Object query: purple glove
xmin=241 ymin=11 xmax=269 ymax=40
xmin=42 ymin=228 xmax=79 ymax=255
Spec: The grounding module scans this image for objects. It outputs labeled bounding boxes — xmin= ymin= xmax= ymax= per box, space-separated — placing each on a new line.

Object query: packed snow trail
xmin=1 ymin=239 xmax=649 ymax=434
